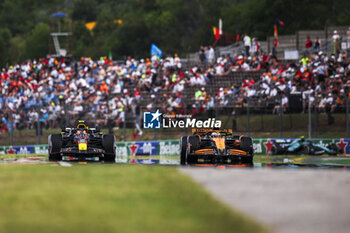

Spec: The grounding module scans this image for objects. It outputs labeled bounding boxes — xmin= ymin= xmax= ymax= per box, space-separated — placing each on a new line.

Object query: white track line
xmin=58 ymin=161 xmax=72 ymax=167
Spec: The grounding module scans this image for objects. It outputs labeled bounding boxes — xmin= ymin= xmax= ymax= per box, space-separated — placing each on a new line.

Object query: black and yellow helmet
xmin=77 ymin=120 xmax=88 ymax=129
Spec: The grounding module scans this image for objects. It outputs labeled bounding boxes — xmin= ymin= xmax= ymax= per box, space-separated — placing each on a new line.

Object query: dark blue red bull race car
xmin=48 ymin=120 xmax=116 ymax=162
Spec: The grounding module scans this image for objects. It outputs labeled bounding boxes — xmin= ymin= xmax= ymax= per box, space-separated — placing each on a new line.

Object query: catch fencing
xmin=1 ymin=91 xmax=348 ymax=145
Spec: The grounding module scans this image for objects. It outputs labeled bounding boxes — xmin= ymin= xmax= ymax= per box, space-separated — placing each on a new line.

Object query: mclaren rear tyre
xmin=240 ymin=136 xmax=254 ymax=154
xmin=180 ymin=136 xmax=188 ymax=165
xmin=48 ymin=134 xmax=62 ymax=161
xmin=103 ymin=135 xmax=116 ymax=162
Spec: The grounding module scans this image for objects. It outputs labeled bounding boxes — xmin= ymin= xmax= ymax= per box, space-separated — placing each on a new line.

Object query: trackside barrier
xmin=0 ymin=139 xmax=349 ymax=156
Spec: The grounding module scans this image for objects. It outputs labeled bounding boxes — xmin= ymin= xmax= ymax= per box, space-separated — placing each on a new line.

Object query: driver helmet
xmin=300 ymin=135 xmax=305 ymax=142
xmin=211 ymin=132 xmax=219 ymax=137
xmin=77 ymin=120 xmax=88 ymax=129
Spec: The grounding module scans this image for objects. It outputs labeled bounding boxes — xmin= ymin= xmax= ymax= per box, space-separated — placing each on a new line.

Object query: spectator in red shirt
xmin=305 ymin=36 xmax=312 ymax=49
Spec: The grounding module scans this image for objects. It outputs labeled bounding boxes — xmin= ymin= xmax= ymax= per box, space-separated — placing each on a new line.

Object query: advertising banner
xmin=0 ymin=145 xmax=35 ymax=154
xmin=158 ymin=140 xmax=180 ymax=155
xmin=0 ymin=138 xmax=349 ymax=155
xmin=34 ymin=145 xmax=49 ymax=154
xmin=116 ymin=141 xmax=158 ymax=156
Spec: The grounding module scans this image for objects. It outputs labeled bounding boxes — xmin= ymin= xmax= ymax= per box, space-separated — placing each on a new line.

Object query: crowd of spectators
xmin=0 ymin=45 xmax=349 ymax=135
xmin=215 ymin=50 xmax=350 ymax=114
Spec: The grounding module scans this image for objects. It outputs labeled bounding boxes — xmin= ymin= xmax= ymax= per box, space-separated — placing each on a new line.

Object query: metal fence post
xmin=279 ymin=95 xmax=283 ymax=138
xmin=260 ymin=102 xmax=264 ymax=131
xmin=94 ymin=104 xmax=97 ymax=127
xmin=123 ymin=110 xmax=127 ymax=141
xmin=314 ymin=95 xmax=318 ymax=138
xmin=325 ymin=26 xmax=328 ymax=53
xmin=183 ymin=98 xmax=187 ymax=136
xmin=346 ymin=94 xmax=349 ymax=138
xmin=296 ymin=30 xmax=299 ymax=51
xmin=153 ymin=107 xmax=157 ymax=141
xmin=9 ymin=109 xmax=13 ymax=146
xmin=64 ymin=101 xmax=69 ymax=126
xmin=215 ymin=97 xmax=218 ymax=120
xmin=308 ymin=94 xmax=312 ymax=139
xmin=247 ymin=98 xmax=250 ymax=137
xmin=37 ymin=106 xmax=41 ymax=145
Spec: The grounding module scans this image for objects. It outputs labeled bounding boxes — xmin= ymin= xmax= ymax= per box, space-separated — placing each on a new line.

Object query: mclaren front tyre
xmin=102 ymin=134 xmax=116 ymax=162
xmin=48 ymin=134 xmax=62 ymax=161
xmin=187 ymin=136 xmax=200 ymax=164
xmin=180 ymin=136 xmax=188 ymax=165
xmin=188 ymin=136 xmax=200 ymax=151
xmin=180 ymin=136 xmax=199 ymax=165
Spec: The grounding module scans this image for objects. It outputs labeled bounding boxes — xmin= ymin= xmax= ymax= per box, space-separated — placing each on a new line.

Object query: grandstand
xmin=266 ymin=25 xmax=350 ymax=58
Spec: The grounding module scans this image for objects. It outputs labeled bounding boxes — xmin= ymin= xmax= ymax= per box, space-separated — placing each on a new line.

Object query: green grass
xmin=0 ymin=164 xmax=269 ymax=233
xmin=0 ymin=154 xmax=47 ymax=160
xmin=2 ymin=153 xmax=349 ymax=165
xmin=302 ymin=157 xmax=350 ymax=166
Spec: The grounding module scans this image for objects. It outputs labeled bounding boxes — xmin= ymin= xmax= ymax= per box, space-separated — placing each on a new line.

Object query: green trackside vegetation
xmin=2 ymin=0 xmax=350 ymax=65
xmin=0 ymin=164 xmax=270 ymax=233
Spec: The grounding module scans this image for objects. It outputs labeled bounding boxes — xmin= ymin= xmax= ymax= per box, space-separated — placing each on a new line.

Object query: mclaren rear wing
xmin=192 ymin=128 xmax=233 ymax=136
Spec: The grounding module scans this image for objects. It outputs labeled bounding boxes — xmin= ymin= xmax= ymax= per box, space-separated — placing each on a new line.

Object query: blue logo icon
xmin=143 ymin=110 xmax=162 ymax=129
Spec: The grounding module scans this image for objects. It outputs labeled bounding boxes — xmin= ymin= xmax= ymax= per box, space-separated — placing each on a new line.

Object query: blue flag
xmin=150 ymin=44 xmax=162 ymax=58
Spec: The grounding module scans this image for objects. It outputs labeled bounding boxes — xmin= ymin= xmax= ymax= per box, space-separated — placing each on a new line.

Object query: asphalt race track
xmin=180 ymin=167 xmax=350 ymax=233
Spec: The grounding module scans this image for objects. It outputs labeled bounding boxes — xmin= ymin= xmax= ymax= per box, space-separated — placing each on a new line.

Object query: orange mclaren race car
xmin=180 ymin=129 xmax=254 ymax=165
